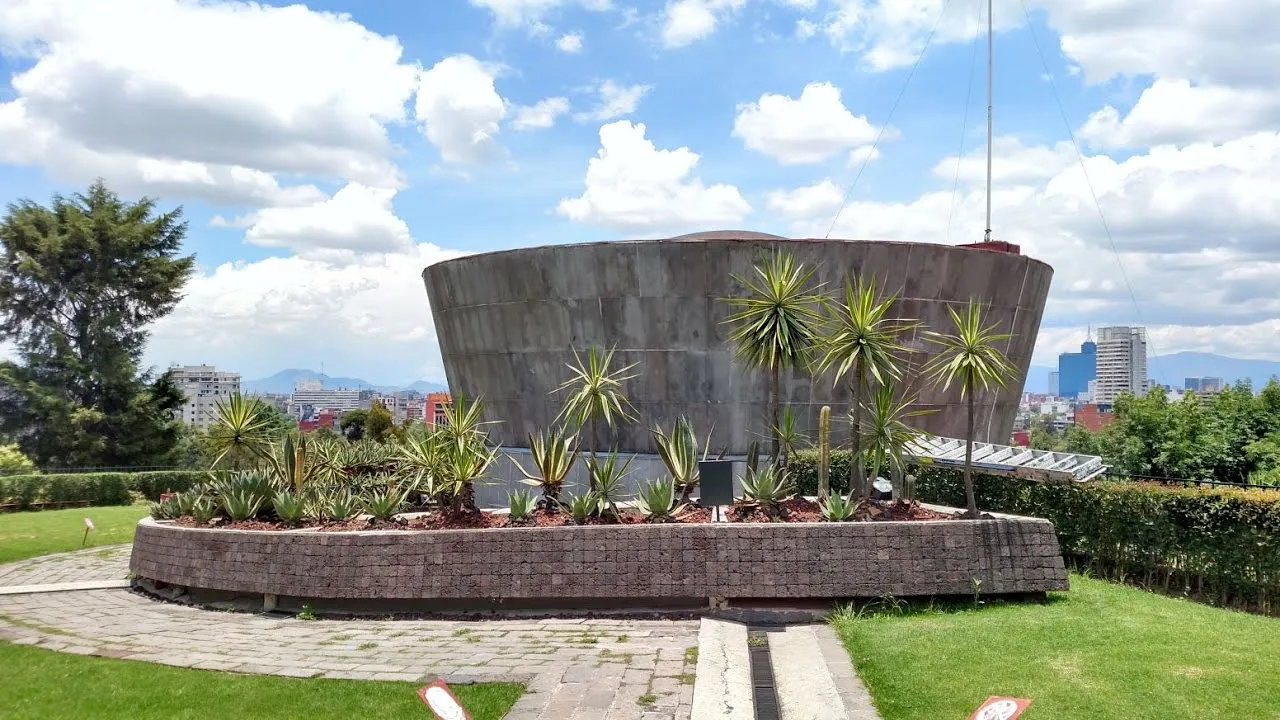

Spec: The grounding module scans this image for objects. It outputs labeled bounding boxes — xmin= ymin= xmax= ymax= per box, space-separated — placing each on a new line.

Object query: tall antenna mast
xmin=983 ymin=0 xmax=994 ymax=241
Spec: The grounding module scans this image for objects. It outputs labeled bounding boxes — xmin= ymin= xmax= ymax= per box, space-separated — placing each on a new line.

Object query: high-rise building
xmin=169 ymin=364 xmax=240 ymax=430
xmin=1058 ymin=339 xmax=1097 ymax=400
xmin=1047 ymin=371 xmax=1060 ymax=397
xmin=290 ymin=380 xmax=360 ymax=420
xmin=1185 ymin=376 xmax=1224 ymax=393
xmin=426 ymin=392 xmax=452 ymax=427
xmin=1094 ymin=326 xmax=1149 ymax=405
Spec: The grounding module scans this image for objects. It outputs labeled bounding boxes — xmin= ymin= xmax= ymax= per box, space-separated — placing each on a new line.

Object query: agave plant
xmin=722 ymin=249 xmax=824 ymax=463
xmin=819 ymin=491 xmax=859 ymax=522
xmin=566 ymin=491 xmax=597 ymax=525
xmin=554 ymin=345 xmax=638 ymax=476
xmin=923 ymin=299 xmax=1016 ymax=517
xmin=814 ymin=276 xmax=918 ymax=500
xmin=266 ymin=433 xmax=319 ymax=496
xmin=175 ymin=490 xmax=200 ymax=517
xmin=634 ymin=478 xmax=682 ymax=523
xmin=205 ymin=393 xmax=277 ymax=469
xmin=739 ymin=464 xmax=795 ymax=518
xmin=652 ymin=416 xmax=713 ymax=502
xmin=515 ymin=426 xmax=579 ymax=510
xmin=221 ymin=489 xmax=264 ymax=522
xmin=149 ymin=496 xmax=181 ymax=520
xmin=364 ymin=487 xmax=408 ymax=521
xmin=214 ymin=471 xmax=278 ymax=512
xmin=858 ymin=382 xmax=932 ymax=501
xmin=323 ymin=490 xmax=361 ymax=522
xmin=507 ymin=488 xmax=536 ymax=523
xmin=340 ymin=439 xmax=398 ymax=480
xmin=192 ymin=496 xmax=217 ymax=524
xmin=587 ymin=450 xmax=633 ymax=519
xmin=272 ymin=491 xmax=305 ymax=525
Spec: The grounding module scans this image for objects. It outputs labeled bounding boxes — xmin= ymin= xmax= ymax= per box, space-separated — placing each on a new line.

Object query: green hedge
xmin=0 ymin=470 xmax=212 ymax=509
xmin=789 ymin=448 xmax=1280 ymax=614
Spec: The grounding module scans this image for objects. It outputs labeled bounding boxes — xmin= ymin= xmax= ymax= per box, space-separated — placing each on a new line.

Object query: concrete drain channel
xmin=747 ymin=626 xmax=784 ymax=720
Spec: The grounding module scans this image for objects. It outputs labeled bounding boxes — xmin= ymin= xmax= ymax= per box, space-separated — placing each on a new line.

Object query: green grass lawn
xmin=0 ymin=505 xmax=149 ymax=564
xmin=834 ymin=574 xmax=1280 ymax=720
xmin=2 ymin=641 xmax=523 ymax=719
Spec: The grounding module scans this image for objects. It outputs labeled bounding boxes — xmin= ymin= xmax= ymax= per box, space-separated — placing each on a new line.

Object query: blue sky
xmin=0 ymin=0 xmax=1276 ymax=384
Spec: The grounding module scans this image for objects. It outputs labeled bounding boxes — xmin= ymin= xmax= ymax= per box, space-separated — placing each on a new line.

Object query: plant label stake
xmin=969 ymin=697 xmax=1031 ymax=720
xmin=417 ymin=679 xmax=471 ymax=720
xmin=82 ymin=517 xmax=95 ymax=547
xmin=698 ymin=460 xmax=734 ymax=521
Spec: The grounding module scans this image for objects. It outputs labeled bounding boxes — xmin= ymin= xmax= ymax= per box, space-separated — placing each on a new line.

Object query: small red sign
xmin=969 ymin=696 xmax=1032 ymax=720
xmin=417 ymin=679 xmax=471 ymax=720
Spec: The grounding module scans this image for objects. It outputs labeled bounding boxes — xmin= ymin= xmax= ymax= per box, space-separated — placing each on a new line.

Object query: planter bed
xmin=130 ymin=504 xmax=1069 ymax=614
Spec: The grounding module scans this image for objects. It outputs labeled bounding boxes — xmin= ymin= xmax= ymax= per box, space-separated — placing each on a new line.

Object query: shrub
xmin=911 ymin=466 xmax=1280 ymax=615
xmin=0 ymin=470 xmax=212 ymax=510
xmin=0 ymin=444 xmax=36 ymax=476
xmin=789 ymin=449 xmax=856 ymax=497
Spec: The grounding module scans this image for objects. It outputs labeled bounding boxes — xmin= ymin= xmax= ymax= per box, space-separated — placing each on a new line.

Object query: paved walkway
xmin=0 ymin=546 xmax=698 ymax=719
xmin=0 ymin=545 xmax=882 ymax=720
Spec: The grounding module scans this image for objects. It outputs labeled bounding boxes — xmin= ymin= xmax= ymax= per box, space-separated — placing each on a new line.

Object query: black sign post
xmin=698 ymin=460 xmax=734 ymax=521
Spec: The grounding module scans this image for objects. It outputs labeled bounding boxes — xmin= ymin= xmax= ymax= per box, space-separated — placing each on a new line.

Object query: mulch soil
xmin=170 ymin=498 xmax=955 ymax=532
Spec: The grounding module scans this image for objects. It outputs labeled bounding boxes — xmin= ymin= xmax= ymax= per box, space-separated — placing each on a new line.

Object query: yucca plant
xmin=205 ymin=393 xmax=277 ymax=469
xmin=652 ymin=415 xmax=712 ymax=502
xmin=859 ymin=382 xmax=932 ymax=501
xmin=814 ymin=276 xmax=918 ymax=500
xmin=924 ymin=299 xmax=1016 ymax=517
xmin=192 ymin=496 xmax=217 ymax=524
xmin=323 ymin=490 xmax=361 ymax=522
xmin=635 ymin=478 xmax=682 ymax=522
xmin=771 ymin=406 xmax=805 ymax=468
xmin=267 ymin=433 xmax=318 ymax=496
xmin=515 ymin=426 xmax=579 ymax=510
xmin=566 ymin=491 xmax=597 ymax=525
xmin=436 ymin=435 xmax=497 ymax=514
xmin=739 ymin=464 xmax=795 ymax=518
xmin=395 ymin=431 xmax=444 ymax=505
xmin=554 ymin=345 xmax=638 ymax=479
xmin=364 ymin=487 xmax=408 ymax=521
xmin=507 ymin=488 xmax=536 ymax=523
xmin=587 ymin=450 xmax=633 ymax=519
xmin=221 ymin=489 xmax=264 ymax=522
xmin=272 ymin=491 xmax=305 ymax=525
xmin=819 ymin=491 xmax=859 ymax=522
xmin=722 ymin=249 xmax=824 ymax=464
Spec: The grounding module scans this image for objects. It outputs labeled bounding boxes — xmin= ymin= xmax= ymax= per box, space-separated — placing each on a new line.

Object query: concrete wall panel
xmin=424 ymin=236 xmax=1053 ymax=453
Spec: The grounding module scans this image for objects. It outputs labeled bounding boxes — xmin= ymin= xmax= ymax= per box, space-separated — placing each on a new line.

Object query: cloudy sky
xmin=0 ymin=0 xmax=1276 ymax=385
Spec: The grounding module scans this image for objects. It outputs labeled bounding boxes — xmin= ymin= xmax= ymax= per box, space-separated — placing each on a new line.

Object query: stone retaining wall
xmin=131 ymin=514 xmax=1068 ymax=608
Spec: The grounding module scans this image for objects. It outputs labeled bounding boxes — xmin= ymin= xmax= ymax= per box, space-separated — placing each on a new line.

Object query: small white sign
xmin=418 ymin=680 xmax=471 ymax=720
xmin=84 ymin=517 xmax=95 ymax=530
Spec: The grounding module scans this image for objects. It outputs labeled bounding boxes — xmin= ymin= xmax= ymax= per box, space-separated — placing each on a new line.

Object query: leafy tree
xmin=723 ymin=250 xmax=824 ymax=463
xmin=0 ymin=443 xmax=35 ymax=475
xmin=365 ymin=399 xmax=395 ymax=443
xmin=340 ymin=408 xmax=369 ymax=441
xmin=0 ymin=181 xmax=194 ymax=467
xmin=924 ymin=300 xmax=1015 ymax=517
xmin=814 ymin=276 xmax=916 ymax=498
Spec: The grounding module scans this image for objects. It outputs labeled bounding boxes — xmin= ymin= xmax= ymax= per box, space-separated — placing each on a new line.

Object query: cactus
xmin=905 ymin=473 xmax=917 ymax=503
xmin=818 ymin=405 xmax=831 ymax=500
xmin=746 ymin=440 xmax=759 ymax=474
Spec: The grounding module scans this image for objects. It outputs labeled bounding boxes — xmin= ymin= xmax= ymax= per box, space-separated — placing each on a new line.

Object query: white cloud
xmin=848 ymin=145 xmax=881 ymax=166
xmin=661 ymin=0 xmax=746 ymax=48
xmin=0 ymin=0 xmax=417 ymax=201
xmin=573 ymin=80 xmax=652 ymax=122
xmin=766 ymin=179 xmax=844 ymax=220
xmin=1080 ymin=79 xmax=1280 ymax=149
xmin=242 ymin=184 xmax=412 ymax=256
xmin=733 ymin=82 xmax=887 ymax=164
xmin=468 ymin=0 xmax=612 ymax=27
xmin=146 ymin=242 xmax=469 ymax=382
xmin=557 ymin=120 xmax=752 ymax=228
xmin=795 ymin=18 xmax=819 ymax=39
xmin=415 ymin=55 xmax=507 ymax=164
xmin=512 ymin=97 xmax=571 ymax=130
xmin=556 ymin=32 xmax=584 ymax=52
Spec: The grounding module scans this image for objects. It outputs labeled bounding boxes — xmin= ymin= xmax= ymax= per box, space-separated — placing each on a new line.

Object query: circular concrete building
xmin=423 ymin=233 xmax=1051 ymax=455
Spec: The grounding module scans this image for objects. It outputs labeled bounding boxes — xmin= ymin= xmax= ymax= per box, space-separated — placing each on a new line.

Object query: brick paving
xmin=0 ymin=545 xmax=699 ymax=719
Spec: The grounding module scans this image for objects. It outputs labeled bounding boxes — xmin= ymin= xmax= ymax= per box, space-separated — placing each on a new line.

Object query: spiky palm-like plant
xmin=814 ymin=276 xmax=917 ymax=499
xmin=858 ymin=382 xmax=932 ymax=501
xmin=554 ymin=345 xmax=638 ymax=483
xmin=515 ymin=425 xmax=580 ymax=510
xmin=205 ymin=393 xmax=276 ymax=469
xmin=923 ymin=300 xmax=1016 ymax=517
xmin=722 ymin=250 xmax=824 ymax=463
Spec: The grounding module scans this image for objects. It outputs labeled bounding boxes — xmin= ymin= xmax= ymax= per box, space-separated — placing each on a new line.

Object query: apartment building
xmin=1094 ymin=326 xmax=1149 ymax=405
xmin=170 ymin=364 xmax=241 ymax=430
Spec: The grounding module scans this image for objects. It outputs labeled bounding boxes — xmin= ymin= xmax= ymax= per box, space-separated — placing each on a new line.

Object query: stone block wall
xmin=130 ymin=515 xmax=1068 ymax=606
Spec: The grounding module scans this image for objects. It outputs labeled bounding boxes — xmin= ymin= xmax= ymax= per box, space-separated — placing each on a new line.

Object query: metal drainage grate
xmin=747 ymin=627 xmax=783 ymax=720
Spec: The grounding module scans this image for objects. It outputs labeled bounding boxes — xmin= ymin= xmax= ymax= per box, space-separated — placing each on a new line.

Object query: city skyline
xmin=0 ymin=0 xmax=1276 ymax=382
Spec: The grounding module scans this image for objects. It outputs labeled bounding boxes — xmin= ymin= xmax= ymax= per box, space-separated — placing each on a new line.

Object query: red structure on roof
xmin=959 ymin=240 xmax=1021 ymax=254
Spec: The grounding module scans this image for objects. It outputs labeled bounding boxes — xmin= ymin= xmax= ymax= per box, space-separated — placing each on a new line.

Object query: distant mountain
xmin=241 ymin=369 xmax=446 ymax=395
xmin=1021 ymin=352 xmax=1280 ymax=394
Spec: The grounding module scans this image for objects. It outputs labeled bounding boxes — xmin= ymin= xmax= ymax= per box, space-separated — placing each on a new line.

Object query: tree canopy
xmin=0 ymin=180 xmax=194 ymax=468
